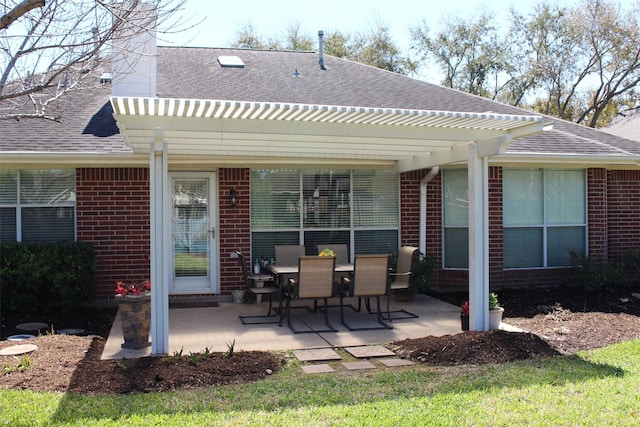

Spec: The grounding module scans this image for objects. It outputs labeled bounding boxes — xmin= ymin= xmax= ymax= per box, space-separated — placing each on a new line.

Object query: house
xmin=605 ymin=107 xmax=640 ymax=142
xmin=2 ymin=27 xmax=639 ymax=355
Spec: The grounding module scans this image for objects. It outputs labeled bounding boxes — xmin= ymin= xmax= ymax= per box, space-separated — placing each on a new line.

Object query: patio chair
xmin=384 ymin=246 xmax=420 ymax=321
xmin=281 ymin=256 xmax=338 ymax=333
xmin=339 ymin=254 xmax=392 ymax=331
xmin=274 ymin=245 xmax=306 ymax=265
xmin=236 ymin=251 xmax=281 ymax=325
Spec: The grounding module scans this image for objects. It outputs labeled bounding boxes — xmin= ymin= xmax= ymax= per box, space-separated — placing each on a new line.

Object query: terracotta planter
xmin=116 ymin=293 xmax=151 ymax=349
xmin=489 ymin=307 xmax=504 ymax=330
xmin=460 ymin=314 xmax=469 ymax=331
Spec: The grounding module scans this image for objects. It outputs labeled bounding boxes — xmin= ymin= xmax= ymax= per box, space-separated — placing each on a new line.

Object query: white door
xmin=169 ymin=173 xmax=218 ymax=294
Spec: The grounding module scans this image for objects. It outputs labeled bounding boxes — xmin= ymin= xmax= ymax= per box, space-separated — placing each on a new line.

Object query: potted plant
xmin=393 ymin=251 xmax=436 ymax=301
xmin=488 ymin=291 xmax=504 ymax=330
xmin=115 ymin=280 xmax=151 ymax=349
xmin=460 ymin=300 xmax=469 ymax=331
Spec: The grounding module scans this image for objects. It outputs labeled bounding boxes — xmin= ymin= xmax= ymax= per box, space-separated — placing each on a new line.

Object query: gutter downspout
xmin=420 ymin=167 xmax=439 ymax=255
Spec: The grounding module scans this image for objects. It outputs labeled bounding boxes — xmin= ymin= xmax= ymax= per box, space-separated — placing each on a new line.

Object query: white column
xmin=150 ymin=128 xmax=169 ymax=355
xmin=468 ymin=143 xmax=489 ymax=331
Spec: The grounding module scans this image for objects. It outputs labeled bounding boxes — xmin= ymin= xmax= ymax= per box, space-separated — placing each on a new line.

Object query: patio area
xmin=102 ymin=294 xmax=462 ymax=359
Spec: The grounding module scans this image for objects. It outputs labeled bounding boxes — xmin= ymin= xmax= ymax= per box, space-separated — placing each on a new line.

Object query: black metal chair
xmin=236 ymin=251 xmax=281 ymax=325
xmin=339 ymin=254 xmax=392 ymax=331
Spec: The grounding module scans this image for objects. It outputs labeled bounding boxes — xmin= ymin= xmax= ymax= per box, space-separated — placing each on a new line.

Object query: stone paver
xmin=344 ymin=345 xmax=395 ymax=358
xmin=0 ymin=344 xmax=38 ymax=356
xmin=379 ymin=358 xmax=416 ymax=367
xmin=16 ymin=322 xmax=48 ymax=331
xmin=302 ymin=364 xmax=336 ymax=374
xmin=342 ymin=361 xmax=376 ymax=370
xmin=293 ymin=348 xmax=341 ymax=362
xmin=7 ymin=334 xmax=35 ymax=342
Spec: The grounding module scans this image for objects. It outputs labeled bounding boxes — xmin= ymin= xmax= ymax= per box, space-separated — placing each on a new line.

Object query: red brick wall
xmin=608 ymin=170 xmax=640 ymax=258
xmin=218 ymin=168 xmax=250 ymax=295
xmin=588 ymin=168 xmax=608 ymax=258
xmin=76 ymin=168 xmax=150 ymax=301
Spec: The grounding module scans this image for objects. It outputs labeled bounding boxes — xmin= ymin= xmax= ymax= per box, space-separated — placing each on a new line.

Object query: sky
xmin=162 ymin=0 xmax=575 ymax=52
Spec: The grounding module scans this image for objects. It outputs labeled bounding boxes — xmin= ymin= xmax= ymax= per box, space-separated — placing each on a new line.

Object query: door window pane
xmin=172 ymin=179 xmax=209 ymax=277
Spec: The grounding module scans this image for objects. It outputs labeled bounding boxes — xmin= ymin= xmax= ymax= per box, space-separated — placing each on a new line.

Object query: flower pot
xmin=116 ymin=293 xmax=151 ymax=349
xmin=232 ymin=289 xmax=245 ymax=304
xmin=460 ymin=314 xmax=469 ymax=331
xmin=489 ymin=307 xmax=504 ymax=330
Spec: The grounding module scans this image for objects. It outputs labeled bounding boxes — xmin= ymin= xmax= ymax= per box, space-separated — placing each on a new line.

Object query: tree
xmin=410 ymin=13 xmax=509 ymax=98
xmin=411 ymin=0 xmax=640 ymax=128
xmin=233 ymin=20 xmax=416 ymax=75
xmin=0 ymin=0 xmax=195 ymax=121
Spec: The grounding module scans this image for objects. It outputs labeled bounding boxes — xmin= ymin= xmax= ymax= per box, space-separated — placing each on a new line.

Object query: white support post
xmin=150 ymin=128 xmax=169 ymax=355
xmin=468 ymin=143 xmax=490 ymax=331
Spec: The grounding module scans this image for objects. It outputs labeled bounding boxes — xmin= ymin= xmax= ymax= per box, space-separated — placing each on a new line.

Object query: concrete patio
xmin=102 ymin=294 xmax=462 ymax=359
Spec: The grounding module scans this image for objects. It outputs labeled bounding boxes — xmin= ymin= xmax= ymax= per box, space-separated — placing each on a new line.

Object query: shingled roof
xmin=1 ymin=47 xmax=638 ymax=160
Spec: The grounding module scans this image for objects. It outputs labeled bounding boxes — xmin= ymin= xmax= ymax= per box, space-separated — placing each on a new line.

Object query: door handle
xmin=209 ymin=228 xmax=215 ymax=238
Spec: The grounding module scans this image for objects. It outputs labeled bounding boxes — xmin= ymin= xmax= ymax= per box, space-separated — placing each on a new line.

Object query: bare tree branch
xmin=0 ymin=0 xmax=44 ymax=30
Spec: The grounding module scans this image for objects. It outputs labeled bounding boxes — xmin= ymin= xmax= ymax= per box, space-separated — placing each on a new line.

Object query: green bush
xmin=568 ymin=249 xmax=640 ymax=294
xmin=0 ymin=241 xmax=96 ymax=315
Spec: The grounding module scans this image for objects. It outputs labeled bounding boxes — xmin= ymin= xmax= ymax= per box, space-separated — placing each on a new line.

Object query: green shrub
xmin=0 ymin=241 xmax=96 ymax=315
xmin=568 ymin=249 xmax=640 ymax=294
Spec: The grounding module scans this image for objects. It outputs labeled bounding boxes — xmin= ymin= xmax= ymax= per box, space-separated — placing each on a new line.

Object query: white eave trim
xmin=111 ymin=96 xmax=545 ymax=131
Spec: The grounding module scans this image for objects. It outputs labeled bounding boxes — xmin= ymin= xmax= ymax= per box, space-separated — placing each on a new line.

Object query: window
xmin=0 ymin=169 xmax=76 ymax=242
xmin=250 ymin=169 xmax=399 ymax=261
xmin=441 ymin=168 xmax=586 ymax=270
xmin=503 ymin=169 xmax=586 ymax=268
xmin=442 ymin=169 xmax=469 ymax=268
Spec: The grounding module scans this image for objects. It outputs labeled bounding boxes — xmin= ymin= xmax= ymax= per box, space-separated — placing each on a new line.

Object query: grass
xmin=1 ymin=339 xmax=639 ymax=426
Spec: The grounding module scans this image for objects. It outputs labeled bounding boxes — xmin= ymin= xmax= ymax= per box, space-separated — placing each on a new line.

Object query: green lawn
xmin=1 ymin=339 xmax=639 ymax=426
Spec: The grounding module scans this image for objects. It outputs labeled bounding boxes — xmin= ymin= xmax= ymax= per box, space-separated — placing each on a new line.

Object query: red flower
xmin=116 ymin=280 xmax=151 ymax=296
xmin=460 ymin=300 xmax=469 ymax=316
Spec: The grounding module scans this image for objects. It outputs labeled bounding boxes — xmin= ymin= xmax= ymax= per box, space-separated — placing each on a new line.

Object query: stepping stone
xmin=0 ymin=344 xmax=38 ymax=356
xmin=344 ymin=345 xmax=395 ymax=358
xmin=16 ymin=322 xmax=48 ymax=331
xmin=302 ymin=364 xmax=335 ymax=374
xmin=7 ymin=334 xmax=35 ymax=342
xmin=58 ymin=328 xmax=85 ymax=335
xmin=379 ymin=358 xmax=416 ymax=367
xmin=342 ymin=361 xmax=376 ymax=371
xmin=293 ymin=348 xmax=341 ymax=362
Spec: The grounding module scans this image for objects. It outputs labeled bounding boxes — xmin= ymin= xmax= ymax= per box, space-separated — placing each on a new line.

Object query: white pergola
xmin=112 ymin=96 xmax=548 ymax=355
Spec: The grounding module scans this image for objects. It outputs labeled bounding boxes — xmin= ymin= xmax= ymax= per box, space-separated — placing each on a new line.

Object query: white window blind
xmin=0 ymin=169 xmax=76 ymax=242
xmin=443 ymin=169 xmax=469 ymax=268
xmin=503 ymin=169 xmax=586 ymax=268
xmin=250 ymin=169 xmax=399 ymax=262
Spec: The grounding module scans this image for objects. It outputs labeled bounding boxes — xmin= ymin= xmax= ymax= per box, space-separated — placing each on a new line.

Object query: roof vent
xmin=218 ymin=55 xmax=245 ymax=68
xmin=318 ymin=30 xmax=326 ymax=70
xmin=100 ymin=72 xmax=112 ymax=84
